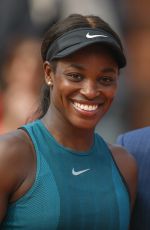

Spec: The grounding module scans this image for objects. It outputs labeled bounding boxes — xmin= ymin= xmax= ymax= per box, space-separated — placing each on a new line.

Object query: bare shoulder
xmin=109 ymin=144 xmax=137 ymax=172
xmin=109 ymin=144 xmax=138 ymax=209
xmin=0 ymin=129 xmax=34 ymax=166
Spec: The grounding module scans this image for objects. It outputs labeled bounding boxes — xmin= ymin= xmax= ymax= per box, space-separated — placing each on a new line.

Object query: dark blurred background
xmin=0 ymin=0 xmax=150 ymax=143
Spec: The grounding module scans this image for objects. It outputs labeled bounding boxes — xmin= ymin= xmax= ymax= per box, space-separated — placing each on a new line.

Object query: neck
xmin=42 ymin=110 xmax=95 ymax=152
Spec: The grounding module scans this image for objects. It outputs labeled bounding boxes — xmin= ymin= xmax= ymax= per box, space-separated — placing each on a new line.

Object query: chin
xmin=70 ymin=117 xmax=101 ymax=130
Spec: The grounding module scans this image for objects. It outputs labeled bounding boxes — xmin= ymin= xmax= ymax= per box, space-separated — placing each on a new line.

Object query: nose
xmin=80 ymin=80 xmax=100 ymax=99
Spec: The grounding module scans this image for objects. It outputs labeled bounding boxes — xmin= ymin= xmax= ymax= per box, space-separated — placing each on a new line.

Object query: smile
xmin=73 ymin=102 xmax=98 ymax=111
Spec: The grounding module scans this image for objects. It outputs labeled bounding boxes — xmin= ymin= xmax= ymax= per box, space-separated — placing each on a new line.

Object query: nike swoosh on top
xmin=86 ymin=32 xmax=108 ymax=39
xmin=72 ymin=168 xmax=90 ymax=176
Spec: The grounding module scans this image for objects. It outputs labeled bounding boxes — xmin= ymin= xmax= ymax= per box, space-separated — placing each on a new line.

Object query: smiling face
xmin=44 ymin=45 xmax=119 ymax=130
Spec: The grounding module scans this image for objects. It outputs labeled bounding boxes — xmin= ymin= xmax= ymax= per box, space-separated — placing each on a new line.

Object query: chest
xmin=35 ymin=146 xmax=130 ymax=230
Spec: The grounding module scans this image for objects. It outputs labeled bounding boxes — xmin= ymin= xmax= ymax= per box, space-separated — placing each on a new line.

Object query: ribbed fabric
xmin=2 ymin=120 xmax=130 ymax=229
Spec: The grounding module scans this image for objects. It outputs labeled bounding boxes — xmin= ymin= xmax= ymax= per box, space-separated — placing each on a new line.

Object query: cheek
xmin=105 ymin=86 xmax=118 ymax=101
xmin=50 ymin=80 xmax=70 ymax=107
xmin=102 ymin=87 xmax=117 ymax=115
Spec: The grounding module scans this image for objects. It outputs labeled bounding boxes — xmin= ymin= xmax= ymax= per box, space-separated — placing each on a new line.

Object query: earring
xmin=47 ymin=80 xmax=53 ymax=86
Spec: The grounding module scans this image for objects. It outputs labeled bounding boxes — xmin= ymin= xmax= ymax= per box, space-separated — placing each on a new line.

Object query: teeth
xmin=73 ymin=102 xmax=98 ymax=111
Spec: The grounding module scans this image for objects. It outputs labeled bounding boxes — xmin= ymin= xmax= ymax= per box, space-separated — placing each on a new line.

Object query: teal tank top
xmin=2 ymin=120 xmax=130 ymax=229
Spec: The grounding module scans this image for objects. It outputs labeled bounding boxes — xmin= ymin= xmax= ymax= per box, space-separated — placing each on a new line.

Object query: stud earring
xmin=47 ymin=81 xmax=53 ymax=86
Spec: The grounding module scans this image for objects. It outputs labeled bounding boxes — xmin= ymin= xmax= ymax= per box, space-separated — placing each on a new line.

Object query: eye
xmin=98 ymin=76 xmax=117 ymax=86
xmin=66 ymin=73 xmax=83 ymax=82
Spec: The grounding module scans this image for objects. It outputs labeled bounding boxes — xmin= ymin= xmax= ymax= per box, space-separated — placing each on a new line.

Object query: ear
xmin=43 ymin=61 xmax=54 ymax=86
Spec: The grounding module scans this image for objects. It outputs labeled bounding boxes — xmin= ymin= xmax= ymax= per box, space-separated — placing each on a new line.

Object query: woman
xmin=0 ymin=14 xmax=137 ymax=229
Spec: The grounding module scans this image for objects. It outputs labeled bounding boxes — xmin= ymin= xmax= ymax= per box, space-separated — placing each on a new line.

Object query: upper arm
xmin=0 ymin=140 xmax=17 ymax=221
xmin=109 ymin=144 xmax=138 ymax=210
xmin=0 ymin=172 xmax=9 ymax=222
xmin=0 ymin=130 xmax=32 ymax=223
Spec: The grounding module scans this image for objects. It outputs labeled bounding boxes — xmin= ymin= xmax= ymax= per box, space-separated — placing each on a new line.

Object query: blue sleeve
xmin=116 ymin=134 xmax=125 ymax=146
